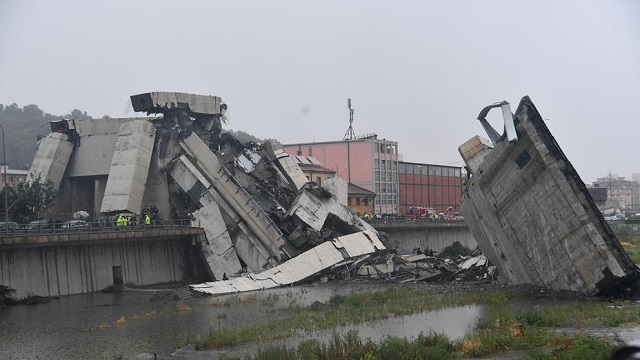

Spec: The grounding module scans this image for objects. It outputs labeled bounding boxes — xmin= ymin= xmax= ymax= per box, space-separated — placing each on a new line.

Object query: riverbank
xmin=0 ymin=280 xmax=637 ymax=359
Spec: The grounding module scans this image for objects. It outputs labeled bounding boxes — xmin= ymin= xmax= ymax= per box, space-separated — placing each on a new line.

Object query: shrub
xmin=0 ymin=285 xmax=17 ymax=307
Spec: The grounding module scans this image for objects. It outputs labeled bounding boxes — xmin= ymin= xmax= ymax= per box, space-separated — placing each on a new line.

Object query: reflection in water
xmin=0 ymin=283 xmax=633 ymax=359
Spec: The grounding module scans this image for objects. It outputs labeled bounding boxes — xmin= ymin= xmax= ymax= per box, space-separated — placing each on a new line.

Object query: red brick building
xmin=398 ymin=161 xmax=463 ymax=215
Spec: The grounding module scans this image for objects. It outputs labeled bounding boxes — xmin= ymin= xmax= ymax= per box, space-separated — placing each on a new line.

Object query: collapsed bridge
xmin=28 ymin=92 xmax=386 ymax=290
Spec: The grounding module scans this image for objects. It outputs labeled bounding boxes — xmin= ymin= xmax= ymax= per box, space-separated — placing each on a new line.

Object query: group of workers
xmin=115 ymin=210 xmax=153 ymax=228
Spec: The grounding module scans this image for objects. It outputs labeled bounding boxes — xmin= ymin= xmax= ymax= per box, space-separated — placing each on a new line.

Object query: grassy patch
xmin=0 ymin=287 xmax=56 ymax=306
xmin=187 ymin=286 xmax=528 ymax=349
xmin=227 ymin=328 xmax=615 ymax=360
xmin=188 ymin=286 xmax=633 ymax=359
xmin=516 ymin=300 xmax=640 ymax=328
xmin=617 ymin=227 xmax=640 ymax=264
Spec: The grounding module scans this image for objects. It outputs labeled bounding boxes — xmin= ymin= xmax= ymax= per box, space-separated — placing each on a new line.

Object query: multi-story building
xmin=290 ymin=155 xmax=375 ymax=216
xmin=292 ymin=156 xmax=335 ymax=186
xmin=398 ymin=161 xmax=463 ymax=215
xmin=593 ymin=174 xmax=640 ymax=212
xmin=347 ymin=183 xmax=375 ymax=216
xmin=0 ymin=165 xmax=29 ymax=189
xmin=283 ymin=138 xmax=399 ymax=215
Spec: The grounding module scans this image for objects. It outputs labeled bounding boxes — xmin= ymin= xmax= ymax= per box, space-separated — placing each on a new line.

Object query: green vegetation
xmin=0 ymin=285 xmax=54 ymax=307
xmin=229 ymin=130 xmax=282 ymax=149
xmin=191 ymin=287 xmax=640 ymax=359
xmin=438 ymin=241 xmax=474 ymax=259
xmin=0 ymin=284 xmax=17 ymax=308
xmin=233 ymin=331 xmax=613 ymax=360
xmin=616 ymin=227 xmax=640 ymax=264
xmin=0 ymin=103 xmax=93 ymax=170
xmin=244 ymin=330 xmax=459 ymax=360
xmin=517 ymin=300 xmax=640 ymax=327
xmin=2 ymin=174 xmax=58 ymax=223
xmin=188 ymin=286 xmax=530 ymax=350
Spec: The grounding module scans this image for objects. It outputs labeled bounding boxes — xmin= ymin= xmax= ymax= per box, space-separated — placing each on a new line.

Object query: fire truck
xmin=405 ymin=206 xmax=436 ymax=220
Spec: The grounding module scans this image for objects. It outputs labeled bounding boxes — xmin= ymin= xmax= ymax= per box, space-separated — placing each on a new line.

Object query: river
xmin=1 ymin=282 xmax=637 ymax=359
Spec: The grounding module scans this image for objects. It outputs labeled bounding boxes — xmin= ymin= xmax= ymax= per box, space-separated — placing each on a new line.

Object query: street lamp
xmin=0 ymin=123 xmax=7 ymax=234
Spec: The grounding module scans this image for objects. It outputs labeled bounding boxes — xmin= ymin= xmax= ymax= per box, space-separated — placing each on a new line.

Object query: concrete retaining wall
xmin=1 ymin=239 xmax=191 ymax=297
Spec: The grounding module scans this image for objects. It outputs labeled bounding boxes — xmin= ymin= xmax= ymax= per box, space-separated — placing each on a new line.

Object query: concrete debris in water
xmin=29 ymin=92 xmax=387 ymax=288
xmin=458 ymin=96 xmax=640 ymax=296
xmin=191 ymin=231 xmax=385 ymax=295
xmin=354 ymin=250 xmax=497 ymax=284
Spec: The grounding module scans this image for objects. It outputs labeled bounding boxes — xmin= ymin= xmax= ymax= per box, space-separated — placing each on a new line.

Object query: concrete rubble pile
xmin=28 ymin=92 xmax=387 ymax=295
xmin=354 ymin=249 xmax=498 ymax=284
xmin=457 ymin=96 xmax=640 ymax=296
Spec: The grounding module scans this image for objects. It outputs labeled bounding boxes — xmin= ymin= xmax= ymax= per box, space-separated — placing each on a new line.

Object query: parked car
xmin=61 ymin=220 xmax=88 ymax=228
xmin=26 ymin=219 xmax=60 ymax=231
xmin=0 ymin=221 xmax=19 ymax=232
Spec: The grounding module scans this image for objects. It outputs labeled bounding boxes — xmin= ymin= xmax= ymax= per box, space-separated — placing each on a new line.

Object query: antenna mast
xmin=343 ymin=98 xmax=356 ymax=140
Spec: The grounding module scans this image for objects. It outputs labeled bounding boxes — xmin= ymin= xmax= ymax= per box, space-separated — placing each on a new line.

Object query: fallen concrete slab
xmin=459 ymin=96 xmax=639 ymax=296
xmin=190 ymin=231 xmax=384 ymax=295
xmin=180 ymin=133 xmax=286 ymax=262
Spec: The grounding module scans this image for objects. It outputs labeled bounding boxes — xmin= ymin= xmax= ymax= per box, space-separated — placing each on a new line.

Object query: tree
xmin=68 ymin=109 xmax=92 ymax=121
xmin=5 ymin=175 xmax=58 ymax=223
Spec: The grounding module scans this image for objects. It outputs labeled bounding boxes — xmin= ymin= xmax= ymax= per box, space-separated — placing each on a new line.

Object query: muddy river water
xmin=1 ymin=282 xmax=638 ymax=359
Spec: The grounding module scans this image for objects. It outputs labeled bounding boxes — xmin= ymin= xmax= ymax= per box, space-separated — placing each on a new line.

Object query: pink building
xmin=282 ymin=138 xmax=399 ymax=215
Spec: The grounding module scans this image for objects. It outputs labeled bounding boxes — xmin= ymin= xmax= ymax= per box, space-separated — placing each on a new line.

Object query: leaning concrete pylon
xmin=459 ymin=96 xmax=639 ymax=296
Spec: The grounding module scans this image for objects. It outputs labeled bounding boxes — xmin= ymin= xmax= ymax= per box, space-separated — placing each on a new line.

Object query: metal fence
xmin=0 ymin=219 xmax=195 ymax=236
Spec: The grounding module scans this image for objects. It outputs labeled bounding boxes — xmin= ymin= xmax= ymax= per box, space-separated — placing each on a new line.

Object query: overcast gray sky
xmin=1 ymin=1 xmax=638 ymax=183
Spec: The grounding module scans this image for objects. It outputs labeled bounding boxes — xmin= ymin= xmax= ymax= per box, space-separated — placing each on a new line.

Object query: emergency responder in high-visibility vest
xmin=145 ymin=214 xmax=151 ymax=225
xmin=123 ymin=216 xmax=128 ymax=227
xmin=116 ymin=215 xmax=124 ymax=227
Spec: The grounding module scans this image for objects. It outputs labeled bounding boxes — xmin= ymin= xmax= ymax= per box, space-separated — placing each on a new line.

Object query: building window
xmin=364 ymin=198 xmax=369 ymax=206
xmin=356 ymin=198 xmax=361 ymax=205
xmin=308 ymin=147 xmax=313 ymax=156
xmin=316 ymin=177 xmax=321 ymax=186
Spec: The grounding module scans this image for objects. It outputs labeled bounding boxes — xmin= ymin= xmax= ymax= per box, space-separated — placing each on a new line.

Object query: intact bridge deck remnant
xmin=0 ymin=221 xmax=204 ymax=249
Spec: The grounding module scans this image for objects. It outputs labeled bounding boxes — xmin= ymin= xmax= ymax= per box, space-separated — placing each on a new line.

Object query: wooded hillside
xmin=0 ymin=103 xmax=280 ymax=170
xmin=0 ymin=104 xmax=92 ymax=169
